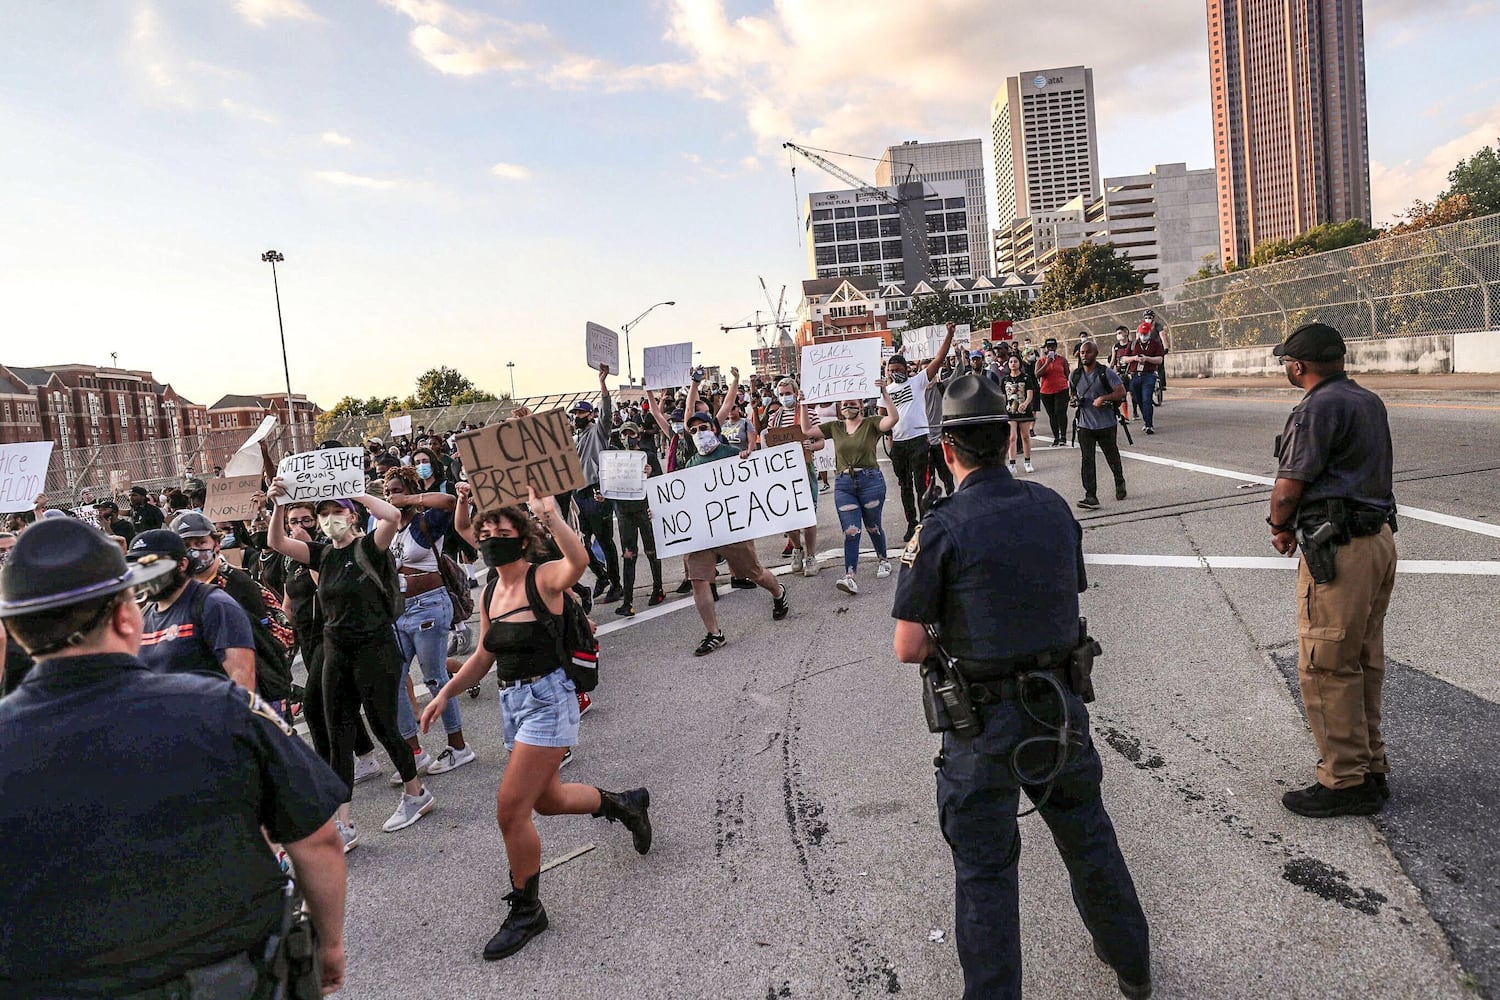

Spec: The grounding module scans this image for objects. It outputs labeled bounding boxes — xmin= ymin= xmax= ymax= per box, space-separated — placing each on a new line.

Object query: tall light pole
xmin=506 ymin=361 xmax=516 ymax=399
xmin=621 ymin=300 xmax=676 ymax=385
xmin=260 ymin=250 xmax=297 ymax=452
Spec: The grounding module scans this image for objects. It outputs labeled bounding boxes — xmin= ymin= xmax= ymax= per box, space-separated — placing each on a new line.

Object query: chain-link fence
xmin=1011 ymin=212 xmax=1500 ymax=351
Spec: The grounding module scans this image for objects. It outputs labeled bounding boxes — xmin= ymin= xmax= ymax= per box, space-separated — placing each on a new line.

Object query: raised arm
xmin=264 ymin=479 xmax=311 ymax=564
xmin=360 ymin=492 xmax=402 ymax=550
xmin=685 ymin=373 xmax=701 ymax=417
xmin=875 ymin=379 xmax=899 ymax=433
xmin=596 ymin=364 xmax=613 ymax=435
xmin=925 ymin=321 xmax=957 ymax=381
xmin=452 ymin=481 xmax=477 ymax=546
xmin=529 ymin=487 xmax=589 ymax=595
xmin=716 ymin=366 xmax=740 ymax=422
xmin=645 ymin=389 xmax=673 ymax=437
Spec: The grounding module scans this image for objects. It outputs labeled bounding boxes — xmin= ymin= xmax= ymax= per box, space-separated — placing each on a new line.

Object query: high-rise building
xmin=989 ymin=66 xmax=1101 ymax=228
xmin=803 ymin=179 xmax=974 ymax=282
xmin=1208 ymin=0 xmax=1372 ymax=265
xmin=876 ymin=139 xmax=992 ymax=274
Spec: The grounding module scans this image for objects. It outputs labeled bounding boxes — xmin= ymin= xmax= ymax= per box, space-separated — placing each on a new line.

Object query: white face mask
xmin=694 ymin=429 xmax=720 ymax=454
xmin=318 ymin=514 xmax=353 ymax=543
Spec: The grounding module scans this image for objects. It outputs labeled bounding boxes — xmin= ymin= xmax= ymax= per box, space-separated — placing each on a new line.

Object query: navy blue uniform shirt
xmin=892 ymin=466 xmax=1085 ymax=666
xmin=1275 ymin=373 xmax=1395 ymax=512
xmin=0 ymin=653 xmax=345 ymax=997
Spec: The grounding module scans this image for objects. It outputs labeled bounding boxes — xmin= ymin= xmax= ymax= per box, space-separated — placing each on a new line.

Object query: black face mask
xmin=480 ymin=536 xmax=526 ymax=567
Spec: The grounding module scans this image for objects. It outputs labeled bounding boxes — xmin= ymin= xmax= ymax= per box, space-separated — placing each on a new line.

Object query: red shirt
xmin=1122 ymin=335 xmax=1165 ymax=376
xmin=1035 ymin=354 xmax=1070 ymax=394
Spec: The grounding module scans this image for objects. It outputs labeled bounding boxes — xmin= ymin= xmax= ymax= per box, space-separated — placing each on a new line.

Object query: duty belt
xmin=959 ymin=644 xmax=1073 ymax=683
xmin=967 ymin=666 xmax=1071 ymax=705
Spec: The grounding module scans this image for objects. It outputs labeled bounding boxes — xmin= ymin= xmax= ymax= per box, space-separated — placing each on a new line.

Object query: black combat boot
xmin=1093 ymin=939 xmax=1151 ymax=999
xmin=595 ymin=788 xmax=652 ymax=854
xmin=483 ymin=873 xmax=547 ymax=960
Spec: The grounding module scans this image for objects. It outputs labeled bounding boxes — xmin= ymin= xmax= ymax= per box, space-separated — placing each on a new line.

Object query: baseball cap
xmin=93 ymin=499 xmax=119 ymax=513
xmin=368 ymin=437 xmax=384 ymax=447
xmin=969 ymin=349 xmax=985 ymax=358
xmin=129 ymin=485 xmax=149 ymax=498
xmin=685 ymin=411 xmax=715 ymax=428
xmin=618 ymin=421 xmax=642 ymax=435
xmin=1273 ymin=322 xmax=1346 ymax=362
xmin=128 ymin=528 xmax=188 ymax=563
xmin=569 ymin=400 xmax=595 ymax=414
xmin=170 ymin=511 xmax=217 ymax=538
xmin=316 ymin=498 xmax=358 ymax=514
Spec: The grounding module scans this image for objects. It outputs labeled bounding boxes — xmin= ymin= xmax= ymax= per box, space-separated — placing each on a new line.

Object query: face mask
xmin=670 ymin=421 xmax=685 ymax=434
xmin=761 ymin=396 xmax=774 ymax=407
xmin=840 ymin=405 xmax=861 ymax=418
xmin=574 ymin=415 xmax=591 ymax=429
xmin=694 ymin=429 xmax=720 ymax=454
xmin=622 ymin=435 xmax=640 ymax=449
xmin=479 ymin=536 xmax=525 ymax=567
xmin=319 ymin=514 xmax=352 ymax=543
xmin=416 ymin=463 xmax=433 ymax=480
xmin=187 ymin=548 xmax=217 ymax=575
xmin=779 ymin=394 xmax=796 ymax=407
xmin=890 ymin=371 xmax=908 ymax=383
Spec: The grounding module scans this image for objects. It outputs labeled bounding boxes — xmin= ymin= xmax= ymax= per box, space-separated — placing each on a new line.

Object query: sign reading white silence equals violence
xmin=649 ymin=443 xmax=816 ymax=556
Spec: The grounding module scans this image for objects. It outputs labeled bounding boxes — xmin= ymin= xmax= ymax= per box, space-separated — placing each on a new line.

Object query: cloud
xmin=235 ymin=0 xmax=322 ymax=27
xmin=1369 ymin=101 xmax=1500 ymax=222
xmin=313 ymin=170 xmax=407 ymax=190
xmin=219 ymin=97 xmax=278 ymax=124
xmin=488 ymin=161 xmax=531 ymax=180
xmin=321 ymin=130 xmax=353 ymax=145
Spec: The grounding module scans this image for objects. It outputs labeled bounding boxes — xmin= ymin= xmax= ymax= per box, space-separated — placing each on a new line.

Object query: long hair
xmin=476 ymin=505 xmax=548 ymax=562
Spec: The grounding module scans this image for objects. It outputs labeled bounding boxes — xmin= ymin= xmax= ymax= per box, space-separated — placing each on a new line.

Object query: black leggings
xmin=616 ymin=499 xmax=662 ymax=596
xmin=300 ymin=629 xmax=373 ymax=765
xmin=928 ymin=443 xmax=954 ymax=493
xmin=322 ymin=627 xmax=417 ymax=796
xmin=1041 ymin=392 xmax=1070 ymax=443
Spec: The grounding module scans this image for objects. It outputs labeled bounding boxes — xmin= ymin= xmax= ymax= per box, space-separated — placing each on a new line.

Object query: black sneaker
xmin=602 ymin=586 xmax=624 ymax=604
xmin=694 ymin=632 xmax=727 ymax=656
xmin=614 ymin=601 xmax=636 ymax=617
xmin=1116 ymin=485 xmax=1128 ymax=501
xmin=591 ymin=577 xmax=611 ymax=599
xmin=1281 ymin=780 xmax=1381 ymax=818
xmin=1093 ymin=939 xmax=1152 ymax=999
xmin=1077 ymin=496 xmax=1101 ymax=510
xmin=1144 ymin=427 xmax=1155 ymax=435
xmin=729 ymin=576 xmax=757 ymax=590
xmin=771 ymin=584 xmax=790 ymax=621
xmin=1370 ymin=772 xmax=1390 ymax=800
xmin=648 ymin=588 xmax=667 ymax=607
xmin=674 ymin=579 xmax=693 ymax=594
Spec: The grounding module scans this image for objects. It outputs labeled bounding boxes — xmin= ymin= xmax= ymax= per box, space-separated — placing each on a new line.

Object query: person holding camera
xmin=1034 ymin=338 xmax=1071 ymax=447
xmin=1070 ymin=341 xmax=1128 ymax=510
xmin=890 ymin=374 xmax=1150 ymax=1000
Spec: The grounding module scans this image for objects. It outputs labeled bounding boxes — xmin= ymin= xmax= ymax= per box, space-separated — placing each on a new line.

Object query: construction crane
xmin=722 ymin=277 xmax=799 ymax=377
xmin=782 ymin=141 xmax=937 ymax=284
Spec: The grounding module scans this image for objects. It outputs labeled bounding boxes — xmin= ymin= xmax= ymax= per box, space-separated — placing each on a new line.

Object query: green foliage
xmin=902 ymin=289 xmax=973 ymax=331
xmin=976 ymin=290 xmax=1032 ymax=323
xmin=411 ymin=366 xmax=483 ymax=408
xmin=449 ymin=387 xmax=499 ymax=405
xmin=1443 ymin=140 xmax=1500 ymax=215
xmin=1032 ymin=241 xmax=1148 ymax=315
xmin=1188 ymin=254 xmax=1231 ymax=282
xmin=1244 ymin=219 xmax=1381 ymax=268
xmin=322 ymin=395 xmax=398 ymax=419
xmin=1384 ymin=193 xmax=1482 ymax=236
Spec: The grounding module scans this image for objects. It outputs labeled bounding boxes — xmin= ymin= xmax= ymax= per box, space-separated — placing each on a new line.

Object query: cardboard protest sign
xmin=800 ymin=339 xmax=881 ymax=404
xmin=643 ymin=342 xmax=693 ymax=390
xmin=222 ymin=547 xmax=245 ymax=568
xmin=204 ymin=474 xmax=264 ymax=523
xmin=761 ymin=425 xmax=805 ymax=449
xmin=585 ymin=322 xmax=621 ymax=372
xmin=454 ymin=408 xmax=586 ymax=512
xmin=650 ymin=443 xmax=815 ymax=556
xmin=274 ymin=448 xmax=364 ymax=505
xmin=598 ymin=449 xmax=648 ymax=501
xmin=390 ymin=414 xmax=412 ymax=437
xmin=109 ymin=470 xmax=132 ymax=495
xmin=224 ymin=416 xmax=277 ymax=477
xmin=0 ymin=442 xmax=53 ymax=513
xmin=812 ymin=438 xmax=836 ymax=474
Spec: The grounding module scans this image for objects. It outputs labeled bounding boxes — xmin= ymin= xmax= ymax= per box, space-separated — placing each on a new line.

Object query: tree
xmin=1187 ymin=253 xmax=1233 ymax=282
xmin=449 ymin=387 xmax=499 ymax=405
xmin=902 ymin=289 xmax=973 ymax=331
xmin=321 ymin=395 xmax=398 ymax=420
xmin=1384 ymin=193 xmax=1482 ymax=236
xmin=410 ymin=366 xmax=492 ymax=409
xmin=976 ymin=290 xmax=1032 ymax=323
xmin=1032 ymin=241 xmax=1148 ymax=315
xmin=1443 ymin=139 xmax=1500 ymax=215
xmin=1244 ymin=219 xmax=1380 ymax=269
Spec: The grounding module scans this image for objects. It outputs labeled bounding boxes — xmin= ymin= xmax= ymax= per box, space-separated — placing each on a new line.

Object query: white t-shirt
xmin=885 ymin=369 xmax=930 ymax=442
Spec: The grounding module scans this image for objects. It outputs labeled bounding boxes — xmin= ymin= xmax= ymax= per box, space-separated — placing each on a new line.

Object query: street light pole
xmin=620 ymin=300 xmax=676 ymax=385
xmin=260 ymin=250 xmax=296 ymax=452
xmin=506 ymin=361 xmax=516 ymax=400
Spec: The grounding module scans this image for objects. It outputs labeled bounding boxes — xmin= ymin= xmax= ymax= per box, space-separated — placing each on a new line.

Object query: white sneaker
xmin=337 ymin=820 xmax=359 ymax=854
xmin=425 ymin=745 xmax=476 ymax=775
xmin=1023 ymin=458 xmax=1034 ymax=473
xmin=353 ymin=754 xmax=381 ymax=785
xmin=876 ymin=560 xmax=892 ymax=580
xmin=390 ymin=748 xmax=430 ymax=785
xmin=802 ymin=554 xmax=819 ymax=578
xmin=381 ymin=787 xmax=434 ymax=832
xmin=789 ymin=548 xmax=805 ymax=573
xmin=835 ymin=575 xmax=859 ymax=595
xmin=560 ymin=748 xmax=574 ymax=770
xmin=1008 ymin=460 xmax=1016 ymax=472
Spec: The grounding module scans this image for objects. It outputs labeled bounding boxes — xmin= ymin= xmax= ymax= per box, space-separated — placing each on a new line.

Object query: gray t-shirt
xmin=1275 ymin=374 xmax=1394 ymax=512
xmin=1071 ymin=366 xmax=1123 ymax=431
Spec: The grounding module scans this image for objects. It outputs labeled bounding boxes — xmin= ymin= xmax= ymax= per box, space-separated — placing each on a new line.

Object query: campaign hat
xmin=940 ymin=373 xmax=1010 ymax=428
xmin=1273 ymin=322 xmax=1346 ymax=362
xmin=0 ymin=518 xmax=175 ymax=618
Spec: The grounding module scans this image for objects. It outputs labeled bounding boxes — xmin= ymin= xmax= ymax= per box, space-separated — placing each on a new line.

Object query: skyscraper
xmin=876 ymin=139 xmax=992 ymax=274
xmin=988 ymin=66 xmax=1101 ymax=229
xmin=1208 ymin=0 xmax=1372 ymax=265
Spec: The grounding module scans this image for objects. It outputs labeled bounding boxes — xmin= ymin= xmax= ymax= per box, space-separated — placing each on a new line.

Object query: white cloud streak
xmin=488 ymin=161 xmax=531 ymax=180
xmin=235 ymin=0 xmax=322 ymax=27
xmin=321 ymin=130 xmax=353 ymax=145
xmin=313 ymin=170 xmax=406 ymax=190
xmin=219 ymin=97 xmax=278 ymax=124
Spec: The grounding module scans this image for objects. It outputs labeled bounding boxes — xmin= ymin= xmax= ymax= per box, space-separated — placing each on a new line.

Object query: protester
xmin=1122 ymin=319 xmax=1165 ymax=435
xmin=1035 ymin=337 xmax=1071 ymax=447
xmin=92 ymin=499 xmax=136 ymax=542
xmin=757 ymin=376 xmax=821 ymax=577
xmin=567 ymin=364 xmax=624 ymax=602
xmin=1070 ymin=341 xmax=1129 ymax=510
xmin=421 ymin=488 xmax=652 ymax=961
xmin=127 ymin=484 xmax=164 ymax=531
xmin=611 ymin=420 xmax=667 ymax=616
xmin=799 ymin=381 xmax=899 ymax=596
xmin=883 ymin=321 xmax=957 ymax=543
xmin=999 ymin=353 xmax=1039 ymax=473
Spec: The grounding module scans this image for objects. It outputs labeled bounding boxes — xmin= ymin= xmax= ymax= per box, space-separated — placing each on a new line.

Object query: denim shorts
xmin=499 ymin=667 xmax=579 ymax=751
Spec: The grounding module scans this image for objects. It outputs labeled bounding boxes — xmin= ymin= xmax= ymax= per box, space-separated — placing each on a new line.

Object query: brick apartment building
xmin=0 ymin=364 xmax=211 ymax=448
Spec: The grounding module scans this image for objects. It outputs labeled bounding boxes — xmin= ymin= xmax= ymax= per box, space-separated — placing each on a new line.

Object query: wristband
xmin=1266 ymin=516 xmax=1294 ymax=532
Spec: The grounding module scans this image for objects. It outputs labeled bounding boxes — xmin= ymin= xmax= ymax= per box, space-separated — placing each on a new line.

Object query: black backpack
xmin=349 ymin=536 xmax=403 ymax=624
xmin=188 ymin=583 xmax=293 ymax=704
xmin=482 ymin=564 xmax=599 ymax=693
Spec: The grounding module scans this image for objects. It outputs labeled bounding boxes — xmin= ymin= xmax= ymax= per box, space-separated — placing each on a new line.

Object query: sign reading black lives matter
xmin=650 ymin=443 xmax=815 ymax=556
xmin=274 ymin=448 xmax=365 ymax=505
xmin=455 ymin=408 xmax=587 ymax=512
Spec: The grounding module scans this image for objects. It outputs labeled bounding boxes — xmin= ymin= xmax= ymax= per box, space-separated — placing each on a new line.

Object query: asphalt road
xmin=328 ymin=386 xmax=1499 ymax=1000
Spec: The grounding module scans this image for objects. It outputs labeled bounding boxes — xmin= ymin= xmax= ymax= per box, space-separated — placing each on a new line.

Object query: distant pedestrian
xmin=1069 ymin=342 xmax=1128 ymax=509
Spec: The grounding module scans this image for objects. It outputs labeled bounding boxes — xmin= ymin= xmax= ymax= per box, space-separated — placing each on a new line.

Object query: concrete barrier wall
xmin=1454 ymin=331 xmax=1500 ymax=373
xmin=1167 ymin=334 xmax=1462 ymax=378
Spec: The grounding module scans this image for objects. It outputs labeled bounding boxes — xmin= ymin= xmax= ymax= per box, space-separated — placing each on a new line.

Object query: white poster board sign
xmin=812 ymin=438 xmax=836 ymax=474
xmin=800 ymin=339 xmax=882 ymax=404
xmin=390 ymin=414 xmax=412 ymax=437
xmin=223 ymin=415 xmax=278 ymax=477
xmin=650 ymin=443 xmax=815 ymax=556
xmin=274 ymin=447 xmax=364 ymax=505
xmin=599 ymin=449 xmax=648 ymax=500
xmin=643 ymin=342 xmax=693 ymax=390
xmin=901 ymin=324 xmax=968 ymax=362
xmin=0 ymin=441 xmax=53 ymax=513
xmin=585 ymin=322 xmax=621 ymax=373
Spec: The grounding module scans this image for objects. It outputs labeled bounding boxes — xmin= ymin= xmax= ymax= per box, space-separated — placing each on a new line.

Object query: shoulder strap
xmin=524 ymin=564 xmax=566 ymax=654
xmin=482 ymin=577 xmax=496 ymax=628
xmin=186 ymin=582 xmax=220 ymax=662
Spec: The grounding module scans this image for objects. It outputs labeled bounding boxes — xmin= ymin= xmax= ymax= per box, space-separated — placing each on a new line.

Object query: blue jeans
xmin=500 ymin=667 xmax=579 ymax=750
xmin=937 ymin=696 xmax=1150 ymax=999
xmin=834 ymin=468 xmax=889 ymax=573
xmin=394 ymin=587 xmax=461 ymax=739
xmin=1130 ymin=372 xmax=1156 ymax=429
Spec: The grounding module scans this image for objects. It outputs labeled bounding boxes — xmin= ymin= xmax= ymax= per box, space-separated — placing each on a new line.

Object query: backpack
xmin=188 ymin=582 xmax=293 ymax=704
xmin=481 ymin=564 xmax=599 ymax=693
xmin=412 ymin=516 xmax=476 ymax=627
xmin=349 ymin=535 xmax=404 ymax=624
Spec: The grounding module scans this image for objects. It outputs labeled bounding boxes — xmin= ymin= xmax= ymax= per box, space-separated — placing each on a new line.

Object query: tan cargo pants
xmin=1296 ymin=524 xmax=1397 ymax=789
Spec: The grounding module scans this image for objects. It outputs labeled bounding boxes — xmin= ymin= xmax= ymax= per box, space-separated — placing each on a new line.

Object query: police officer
xmin=0 ymin=517 xmax=350 ymax=997
xmin=1268 ymin=322 xmax=1397 ymax=818
xmin=891 ymin=374 xmax=1151 ymax=1000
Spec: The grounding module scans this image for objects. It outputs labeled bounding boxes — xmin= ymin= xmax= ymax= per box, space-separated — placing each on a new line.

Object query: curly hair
xmin=383 ymin=465 xmax=423 ymax=495
xmin=475 ymin=505 xmax=548 ymax=561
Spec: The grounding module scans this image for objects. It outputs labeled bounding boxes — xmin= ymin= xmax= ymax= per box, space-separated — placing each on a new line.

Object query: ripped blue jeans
xmin=394 ymin=587 xmax=462 ymax=739
xmin=834 ymin=467 xmax=889 ymax=573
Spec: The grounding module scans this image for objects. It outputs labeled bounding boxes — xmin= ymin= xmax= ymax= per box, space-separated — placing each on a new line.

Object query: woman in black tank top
xmin=422 ymin=486 xmax=654 ymax=961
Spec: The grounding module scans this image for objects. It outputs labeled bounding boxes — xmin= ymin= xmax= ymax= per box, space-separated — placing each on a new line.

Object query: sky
xmin=1 ymin=0 xmax=1497 ymax=409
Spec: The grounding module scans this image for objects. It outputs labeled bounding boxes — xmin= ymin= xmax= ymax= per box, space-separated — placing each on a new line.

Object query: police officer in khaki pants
xmin=1267 ymin=322 xmax=1398 ymax=818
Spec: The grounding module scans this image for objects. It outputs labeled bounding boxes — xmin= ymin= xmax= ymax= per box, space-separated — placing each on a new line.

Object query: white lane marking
xmin=1116 ymin=450 xmax=1500 ymax=539
xmin=594 ymin=562 xmax=799 ymax=638
xmin=1084 ymin=553 xmax=1500 ymax=575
